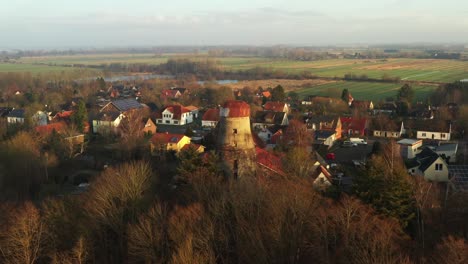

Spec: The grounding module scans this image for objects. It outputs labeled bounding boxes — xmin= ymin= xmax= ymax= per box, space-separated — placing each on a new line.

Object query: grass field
xmin=295 ymin=81 xmax=436 ymax=102
xmin=0 ymin=63 xmax=80 ymax=73
xmin=9 ymin=54 xmax=468 ymax=83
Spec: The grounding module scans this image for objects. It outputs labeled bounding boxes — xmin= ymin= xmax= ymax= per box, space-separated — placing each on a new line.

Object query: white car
xmin=342 ymin=141 xmax=358 ymax=147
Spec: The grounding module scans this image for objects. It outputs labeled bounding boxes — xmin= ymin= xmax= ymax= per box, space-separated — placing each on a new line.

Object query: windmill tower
xmin=216 ymin=100 xmax=256 ymax=178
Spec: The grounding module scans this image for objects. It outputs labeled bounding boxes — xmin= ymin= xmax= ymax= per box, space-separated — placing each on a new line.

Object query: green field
xmin=0 ymin=63 xmax=79 ymax=73
xmin=295 ymin=81 xmax=436 ymax=102
xmin=8 ymin=54 xmax=468 ymax=83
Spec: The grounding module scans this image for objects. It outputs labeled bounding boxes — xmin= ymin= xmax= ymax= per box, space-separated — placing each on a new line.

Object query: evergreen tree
xmin=271 ymin=85 xmax=285 ymax=101
xmin=71 ymin=101 xmax=88 ymax=133
xmin=397 ymin=84 xmax=415 ymax=103
xmin=353 ymin=144 xmax=416 ymax=227
xmin=341 ymin=89 xmax=350 ymax=103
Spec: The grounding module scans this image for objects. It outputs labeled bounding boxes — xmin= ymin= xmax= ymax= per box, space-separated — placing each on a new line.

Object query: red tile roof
xmin=202 ymin=108 xmax=220 ymax=121
xmin=262 ymin=91 xmax=271 ymax=98
xmin=163 ymin=105 xmax=190 ymax=119
xmin=181 ymin=143 xmax=204 ymax=152
xmin=150 ymin=133 xmax=186 ymax=144
xmin=256 ymin=147 xmax=285 ymax=176
xmin=35 ymin=122 xmax=66 ymax=134
xmin=270 ymin=129 xmax=283 ymax=144
xmin=54 ymin=110 xmax=74 ymax=119
xmin=340 ymin=117 xmax=367 ymax=131
xmin=312 ymin=165 xmax=332 ymax=182
xmin=222 ymin=100 xmax=250 ymax=118
xmin=264 ymin=102 xmax=287 ymax=112
xmin=160 ymin=89 xmax=180 ymax=99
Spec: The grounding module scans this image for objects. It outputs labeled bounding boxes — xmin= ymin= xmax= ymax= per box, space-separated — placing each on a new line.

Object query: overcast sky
xmin=1 ymin=0 xmax=467 ymax=49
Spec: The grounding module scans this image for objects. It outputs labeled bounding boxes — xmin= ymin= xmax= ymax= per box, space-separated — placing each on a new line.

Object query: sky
xmin=1 ymin=0 xmax=467 ymax=49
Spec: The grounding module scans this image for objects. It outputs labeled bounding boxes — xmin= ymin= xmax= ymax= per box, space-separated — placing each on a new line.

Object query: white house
xmin=417 ymin=123 xmax=451 ymax=141
xmin=201 ymin=108 xmax=219 ymax=129
xmin=373 ymin=122 xmax=405 ymax=138
xmin=156 ymin=105 xmax=193 ymax=125
xmin=398 ymin=139 xmax=423 ymax=159
xmin=411 ymin=148 xmax=449 ymax=182
xmin=92 ymin=112 xmax=124 ymax=134
xmin=432 ymin=143 xmax=458 ymax=163
xmin=6 ymin=109 xmax=25 ymax=124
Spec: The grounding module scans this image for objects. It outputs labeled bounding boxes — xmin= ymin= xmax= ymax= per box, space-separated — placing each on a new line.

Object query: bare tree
xmin=0 ymin=202 xmax=46 ymax=264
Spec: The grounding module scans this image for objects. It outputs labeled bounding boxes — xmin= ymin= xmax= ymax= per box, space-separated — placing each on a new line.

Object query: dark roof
xmin=95 ymin=111 xmax=121 ymax=121
xmin=111 ymin=98 xmax=143 ymax=112
xmin=416 ymin=147 xmax=441 ymax=172
xmin=0 ymin=107 xmax=13 ymax=117
xmin=202 ymin=108 xmax=220 ymax=121
xmin=145 ymin=102 xmax=159 ymax=112
xmin=254 ymin=111 xmax=286 ymax=125
xmin=267 ymin=124 xmax=286 ymax=134
xmin=171 ymin=87 xmax=187 ymax=94
xmin=405 ymin=119 xmax=451 ymax=132
xmin=314 ymin=130 xmax=335 ymax=139
xmin=7 ymin=109 xmax=25 ymax=118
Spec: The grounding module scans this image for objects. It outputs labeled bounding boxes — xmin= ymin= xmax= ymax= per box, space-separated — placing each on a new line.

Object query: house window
xmin=435 ymin=164 xmax=443 ymax=171
xmin=441 ymin=133 xmax=446 ymax=138
xmin=165 ymin=120 xmax=170 ymax=124
xmin=174 ymin=121 xmax=179 ymax=124
xmin=233 ymin=129 xmax=238 ymax=134
xmin=157 ymin=120 xmax=162 ymax=123
xmin=422 ymin=133 xmax=426 ymax=137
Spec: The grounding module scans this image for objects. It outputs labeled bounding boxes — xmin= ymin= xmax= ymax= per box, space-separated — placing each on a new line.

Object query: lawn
xmin=295 ymin=81 xmax=436 ymax=102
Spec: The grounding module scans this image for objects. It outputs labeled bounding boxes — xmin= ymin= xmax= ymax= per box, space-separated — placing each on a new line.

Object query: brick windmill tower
xmin=216 ymin=100 xmax=256 ymax=178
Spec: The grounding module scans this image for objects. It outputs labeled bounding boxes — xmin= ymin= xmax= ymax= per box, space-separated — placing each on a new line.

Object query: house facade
xmin=373 ymin=122 xmax=405 ymax=138
xmin=412 ymin=148 xmax=449 ymax=182
xmin=253 ymin=111 xmax=289 ymax=130
xmin=6 ymin=109 xmax=25 ymax=124
xmin=417 ymin=125 xmax=451 ymax=141
xmin=150 ymin=133 xmax=192 ymax=154
xmin=340 ymin=117 xmax=368 ymax=137
xmin=92 ymin=112 xmax=124 ymax=134
xmin=142 ymin=118 xmax=157 ymax=135
xmin=156 ymin=105 xmax=193 ymax=125
xmin=202 ymin=108 xmax=220 ymax=129
xmin=398 ymin=139 xmax=423 ymax=159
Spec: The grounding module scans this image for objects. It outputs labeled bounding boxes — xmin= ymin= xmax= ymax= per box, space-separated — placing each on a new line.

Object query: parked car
xmin=350 ymin=138 xmax=367 ymax=145
xmin=342 ymin=141 xmax=358 ymax=147
xmin=326 ymin=153 xmax=336 ymax=160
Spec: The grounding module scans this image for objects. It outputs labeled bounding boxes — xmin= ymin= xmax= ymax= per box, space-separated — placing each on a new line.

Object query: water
xmin=79 ymin=74 xmax=238 ymax=84
xmin=197 ymin=80 xmax=239 ymax=85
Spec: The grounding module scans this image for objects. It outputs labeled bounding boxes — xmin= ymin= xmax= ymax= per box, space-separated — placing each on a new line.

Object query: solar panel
xmin=448 ymin=165 xmax=468 ymax=191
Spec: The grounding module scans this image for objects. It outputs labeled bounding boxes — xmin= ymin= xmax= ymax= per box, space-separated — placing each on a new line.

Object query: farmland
xmin=294 ymin=81 xmax=436 ymax=102
xmin=14 ymin=54 xmax=468 ymax=83
xmin=0 ymin=62 xmax=81 ymax=73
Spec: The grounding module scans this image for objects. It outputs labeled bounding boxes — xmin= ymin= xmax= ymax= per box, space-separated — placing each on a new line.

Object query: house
xmin=263 ymin=102 xmax=290 ymax=113
xmin=150 ymin=133 xmax=192 ymax=154
xmin=416 ymin=123 xmax=451 ymax=141
xmin=373 ymin=122 xmax=405 ymax=138
xmin=372 ymin=102 xmax=397 ymax=115
xmin=53 ymin=110 xmax=74 ymax=122
xmin=432 ymin=143 xmax=458 ymax=163
xmin=397 ymin=139 xmax=423 ymax=159
xmin=346 ymin=93 xmax=354 ymax=106
xmin=160 ymin=89 xmax=182 ymax=101
xmin=156 ymin=105 xmax=194 ymax=125
xmin=6 ymin=109 xmax=25 ymax=124
xmin=253 ymin=111 xmax=289 ymax=129
xmin=202 ymin=108 xmax=220 ymax=129
xmin=311 ymin=165 xmax=333 ymax=189
xmin=180 ymin=143 xmax=205 ymax=154
xmin=304 ymin=115 xmax=342 ymax=139
xmin=185 ymin=105 xmax=199 ymax=118
xmin=352 ymin=100 xmax=374 ymax=111
xmin=408 ymin=147 xmax=449 ymax=182
xmin=448 ymin=165 xmax=468 ymax=192
xmin=35 ymin=122 xmax=66 ymax=134
xmin=314 ymin=130 xmax=337 ymax=147
xmin=340 ymin=117 xmax=368 ymax=137
xmin=32 ymin=111 xmax=49 ymax=126
xmin=100 ymin=98 xmax=143 ymax=113
xmin=142 ymin=118 xmax=157 ymax=135
xmin=257 ymin=125 xmax=285 ymax=144
xmin=0 ymin=107 xmax=13 ymax=118
xmin=92 ymin=112 xmax=124 ymax=134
